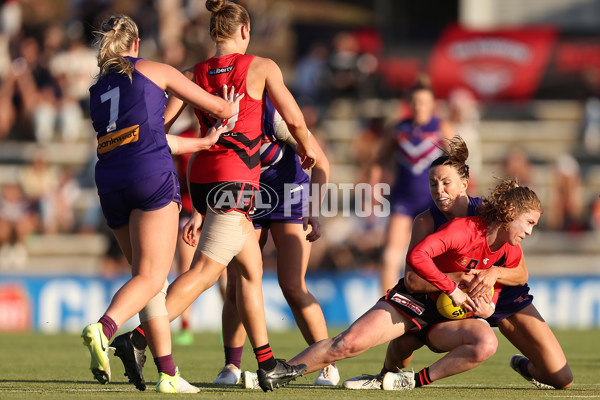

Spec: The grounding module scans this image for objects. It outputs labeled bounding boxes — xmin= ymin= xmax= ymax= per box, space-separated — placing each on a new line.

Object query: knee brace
xmin=139 ymin=279 xmax=169 ymax=322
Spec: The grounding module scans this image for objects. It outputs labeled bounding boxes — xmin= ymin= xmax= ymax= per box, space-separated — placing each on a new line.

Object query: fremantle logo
xmin=209 ymin=66 xmax=233 ymax=75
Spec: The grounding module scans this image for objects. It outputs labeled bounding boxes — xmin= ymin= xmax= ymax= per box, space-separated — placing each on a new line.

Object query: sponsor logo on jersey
xmin=97 ymin=124 xmax=140 ymax=154
xmin=390 ymin=293 xmax=425 ymax=315
xmin=208 ymin=65 xmax=233 ymax=75
xmin=456 ymin=256 xmax=479 ymax=269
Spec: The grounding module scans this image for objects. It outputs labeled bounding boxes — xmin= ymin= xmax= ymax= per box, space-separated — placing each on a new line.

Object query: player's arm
xmin=135 ymin=59 xmax=237 ymax=120
xmin=165 ymin=124 xmax=228 ymax=155
xmin=405 ymin=212 xmax=468 ymax=293
xmin=406 ymin=221 xmax=475 ymax=309
xmin=261 ymin=58 xmax=316 ymax=169
xmin=304 ymin=134 xmax=330 ymax=242
xmin=164 ymin=69 xmax=193 ymax=132
xmin=467 ymin=246 xmax=528 ymax=300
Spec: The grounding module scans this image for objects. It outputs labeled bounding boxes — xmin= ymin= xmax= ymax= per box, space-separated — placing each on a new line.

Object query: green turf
xmin=0 ymin=328 xmax=598 ymax=399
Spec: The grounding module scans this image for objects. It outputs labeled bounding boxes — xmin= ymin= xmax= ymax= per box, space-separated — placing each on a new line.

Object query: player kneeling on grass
xmin=343 ymin=136 xmax=572 ymax=391
xmin=288 ymin=178 xmax=542 ymax=390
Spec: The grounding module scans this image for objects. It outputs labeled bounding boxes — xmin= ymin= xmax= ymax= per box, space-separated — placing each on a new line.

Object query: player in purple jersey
xmin=344 ymin=137 xmax=573 ymax=390
xmin=287 ymin=173 xmax=543 ymax=391
xmin=211 ymin=96 xmax=337 ymax=388
xmin=370 ymin=84 xmax=454 ymax=294
xmin=81 ymin=14 xmax=240 ymax=393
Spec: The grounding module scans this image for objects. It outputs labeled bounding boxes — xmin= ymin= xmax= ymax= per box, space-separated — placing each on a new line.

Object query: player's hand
xmin=205 ymin=122 xmax=230 ymax=147
xmin=303 ymin=215 xmax=321 ymax=242
xmin=449 ymin=287 xmax=475 ymax=312
xmin=471 ymin=296 xmax=495 ymax=319
xmin=467 ymin=268 xmax=499 ymax=303
xmin=296 ymin=142 xmax=317 ymax=170
xmin=221 ymin=84 xmax=244 ymax=119
xmin=183 ymin=212 xmax=203 ymax=247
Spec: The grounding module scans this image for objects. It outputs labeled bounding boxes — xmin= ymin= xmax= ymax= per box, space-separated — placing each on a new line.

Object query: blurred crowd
xmin=0 ymin=0 xmax=599 ymax=273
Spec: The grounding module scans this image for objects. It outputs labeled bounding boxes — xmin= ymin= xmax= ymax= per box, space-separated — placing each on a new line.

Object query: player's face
xmin=411 ymin=89 xmax=434 ymax=124
xmin=505 ymin=209 xmax=541 ymax=245
xmin=429 ymin=165 xmax=467 ymax=214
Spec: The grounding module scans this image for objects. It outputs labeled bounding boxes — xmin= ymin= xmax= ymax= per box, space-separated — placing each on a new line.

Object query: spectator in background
xmin=546 ymin=154 xmax=585 ymax=232
xmin=18 ymin=149 xmax=58 ymax=229
xmin=0 ymin=182 xmax=38 ymax=269
xmin=293 ymin=42 xmax=330 ymax=109
xmin=43 ymin=167 xmax=81 ymax=234
xmin=501 ymin=145 xmax=534 ymax=188
xmin=329 ymin=31 xmax=360 ymax=100
xmin=48 ymin=31 xmax=97 ymax=142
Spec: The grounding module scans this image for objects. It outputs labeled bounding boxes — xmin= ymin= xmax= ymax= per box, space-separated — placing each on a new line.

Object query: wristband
xmin=447 ymin=283 xmax=459 ymax=297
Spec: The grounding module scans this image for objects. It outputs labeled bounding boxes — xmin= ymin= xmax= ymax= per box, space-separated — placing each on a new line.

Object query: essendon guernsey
xmin=407 ymin=216 xmax=523 ymax=295
xmin=189 ymin=53 xmax=262 ymax=187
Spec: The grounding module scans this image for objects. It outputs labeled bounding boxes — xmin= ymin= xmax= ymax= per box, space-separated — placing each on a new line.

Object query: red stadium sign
xmin=0 ymin=283 xmax=32 ymax=332
xmin=428 ymin=24 xmax=558 ymax=100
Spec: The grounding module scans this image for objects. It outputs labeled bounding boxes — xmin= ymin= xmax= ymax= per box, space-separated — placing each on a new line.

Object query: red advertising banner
xmin=0 ymin=283 xmax=32 ymax=331
xmin=428 ymin=24 xmax=558 ymax=100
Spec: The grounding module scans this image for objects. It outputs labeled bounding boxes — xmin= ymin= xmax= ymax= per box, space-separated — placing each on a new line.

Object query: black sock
xmin=414 ymin=367 xmax=433 ymax=388
xmin=131 ymin=326 xmax=147 ymax=350
xmin=254 ymin=344 xmax=277 ymax=371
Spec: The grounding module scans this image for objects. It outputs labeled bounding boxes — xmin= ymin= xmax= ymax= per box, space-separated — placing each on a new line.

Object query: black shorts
xmin=379 ymin=279 xmax=446 ymax=333
xmin=189 ymin=182 xmax=257 ymax=219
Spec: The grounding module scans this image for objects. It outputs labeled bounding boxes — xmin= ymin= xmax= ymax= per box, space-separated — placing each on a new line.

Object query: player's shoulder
xmin=250 ymin=56 xmax=279 ymax=72
xmin=445 ymin=215 xmax=481 ymax=231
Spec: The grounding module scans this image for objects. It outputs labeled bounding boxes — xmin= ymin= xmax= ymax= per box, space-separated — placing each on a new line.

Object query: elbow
xmin=286 ymin=118 xmax=306 ymax=135
xmin=404 ymin=271 xmax=417 ymax=293
xmin=518 ymin=270 xmax=529 ymax=286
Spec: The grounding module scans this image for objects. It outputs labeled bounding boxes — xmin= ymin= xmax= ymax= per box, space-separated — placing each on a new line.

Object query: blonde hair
xmin=93 ymin=15 xmax=139 ymax=81
xmin=205 ymin=0 xmax=250 ymax=43
xmin=430 ymin=135 xmax=470 ymax=180
xmin=479 ymin=178 xmax=542 ymax=228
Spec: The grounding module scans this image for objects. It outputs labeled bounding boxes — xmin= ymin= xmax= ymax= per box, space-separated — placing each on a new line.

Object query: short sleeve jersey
xmin=407 ymin=216 xmax=523 ymax=295
xmin=89 ymin=57 xmax=173 ymax=195
xmin=189 ymin=53 xmax=263 ymax=186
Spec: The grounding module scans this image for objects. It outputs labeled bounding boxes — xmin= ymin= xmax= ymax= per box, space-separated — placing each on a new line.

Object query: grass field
xmin=1 ymin=329 xmax=599 ymax=399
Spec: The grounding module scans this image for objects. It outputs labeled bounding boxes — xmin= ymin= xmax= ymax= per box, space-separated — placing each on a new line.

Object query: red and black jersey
xmin=407 ymin=216 xmax=522 ymax=295
xmin=189 ymin=53 xmax=263 ymax=187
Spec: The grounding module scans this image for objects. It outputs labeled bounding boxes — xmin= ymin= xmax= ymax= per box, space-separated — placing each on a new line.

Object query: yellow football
xmin=436 ymin=286 xmax=494 ymax=320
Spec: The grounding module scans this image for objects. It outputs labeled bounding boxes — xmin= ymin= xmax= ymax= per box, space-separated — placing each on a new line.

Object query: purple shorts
xmin=99 ymin=171 xmax=181 ymax=229
xmin=252 ymin=182 xmax=308 ymax=228
xmin=390 ymin=190 xmax=435 ymax=218
xmin=487 ymin=284 xmax=534 ymax=326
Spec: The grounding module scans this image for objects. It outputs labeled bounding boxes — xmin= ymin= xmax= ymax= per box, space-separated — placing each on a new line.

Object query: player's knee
xmin=279 ymin=284 xmax=309 ymax=307
xmin=330 ymin=332 xmax=365 ymax=359
xmin=472 ymin=334 xmax=498 ymax=362
xmin=552 ymin=369 xmax=574 ymax=389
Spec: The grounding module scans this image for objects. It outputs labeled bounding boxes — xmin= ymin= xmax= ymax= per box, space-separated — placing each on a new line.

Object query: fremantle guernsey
xmin=189 ymin=53 xmax=262 ymax=186
xmin=430 ymin=196 xmax=483 ymax=231
xmin=89 ymin=56 xmax=173 ymax=195
xmin=392 ymin=117 xmax=445 ymax=201
xmin=407 ymin=216 xmax=522 ymax=295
